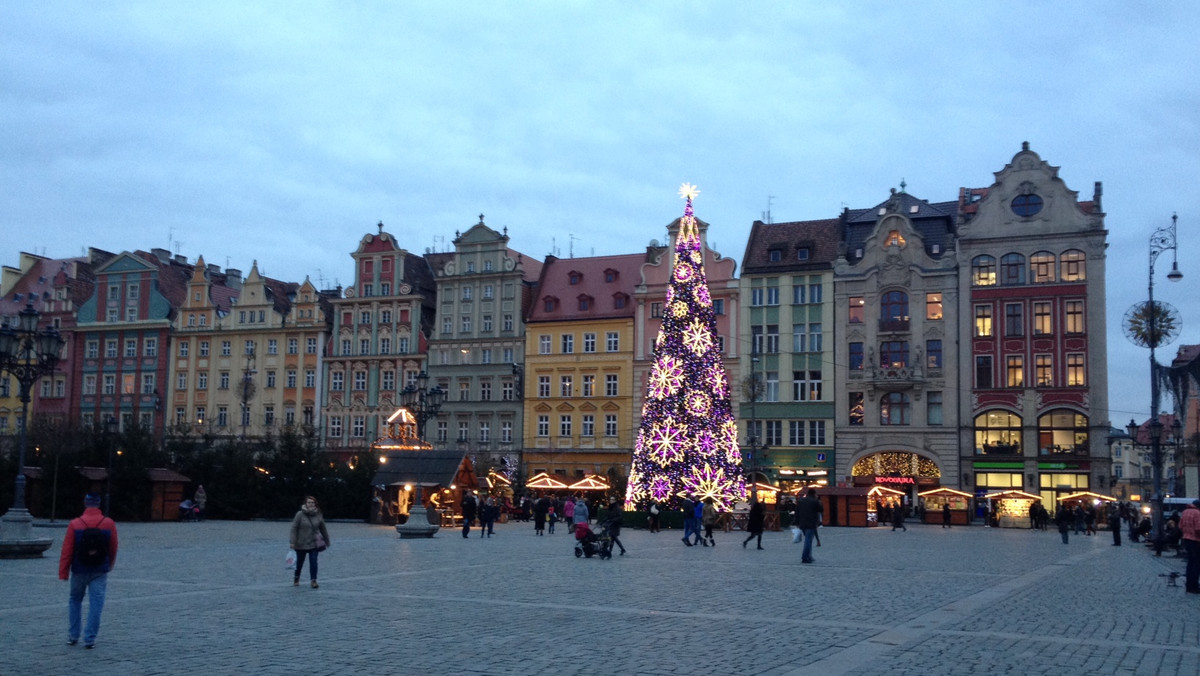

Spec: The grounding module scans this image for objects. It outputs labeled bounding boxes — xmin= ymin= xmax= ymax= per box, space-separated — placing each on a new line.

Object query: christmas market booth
xmin=568 ymin=474 xmax=611 ymax=494
xmin=867 ymin=485 xmax=907 ymax=526
xmin=525 ymin=472 xmax=569 ymax=492
xmin=983 ymin=490 xmax=1041 ymax=528
xmin=917 ymin=487 xmax=973 ymax=526
xmin=807 ymin=486 xmax=871 ymax=527
xmin=1059 ymin=492 xmax=1119 ymax=527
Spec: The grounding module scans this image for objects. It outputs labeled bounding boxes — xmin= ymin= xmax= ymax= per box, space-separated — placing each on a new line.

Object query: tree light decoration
xmin=625 ymin=185 xmax=747 ymax=511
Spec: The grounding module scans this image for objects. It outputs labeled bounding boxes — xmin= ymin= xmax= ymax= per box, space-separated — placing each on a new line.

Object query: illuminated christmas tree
xmin=624 ymin=184 xmax=747 ymax=511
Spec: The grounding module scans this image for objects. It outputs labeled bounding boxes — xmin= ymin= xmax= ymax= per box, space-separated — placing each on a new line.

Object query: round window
xmin=1011 ymin=193 xmax=1043 ymax=217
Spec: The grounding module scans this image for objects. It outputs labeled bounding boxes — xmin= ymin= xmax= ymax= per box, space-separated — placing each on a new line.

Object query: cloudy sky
xmin=3 ymin=1 xmax=1198 ymax=429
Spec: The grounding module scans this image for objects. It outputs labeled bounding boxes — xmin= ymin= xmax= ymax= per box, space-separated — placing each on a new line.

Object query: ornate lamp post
xmin=0 ymin=301 xmax=65 ymax=558
xmin=399 ymin=372 xmax=445 ymax=441
xmin=1123 ymin=213 xmax=1184 ymax=542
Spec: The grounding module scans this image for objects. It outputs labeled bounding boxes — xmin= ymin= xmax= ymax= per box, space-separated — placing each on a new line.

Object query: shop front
xmin=851 ymin=451 xmax=943 ymax=507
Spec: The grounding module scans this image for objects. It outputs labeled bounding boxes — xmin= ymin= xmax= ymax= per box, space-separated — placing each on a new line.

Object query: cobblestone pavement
xmin=2 ymin=519 xmax=1196 ymax=675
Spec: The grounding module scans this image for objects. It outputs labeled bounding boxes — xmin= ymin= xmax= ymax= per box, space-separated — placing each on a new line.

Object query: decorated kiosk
xmin=918 ymin=487 xmax=973 ymax=526
xmin=984 ymin=490 xmax=1041 ymax=528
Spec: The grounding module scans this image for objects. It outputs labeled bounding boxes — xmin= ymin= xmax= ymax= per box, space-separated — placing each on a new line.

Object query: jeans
xmin=801 ymin=528 xmax=817 ymax=562
xmin=68 ymin=570 xmax=107 ymax=644
xmin=683 ymin=518 xmax=698 ymax=542
xmin=295 ymin=549 xmax=320 ymax=581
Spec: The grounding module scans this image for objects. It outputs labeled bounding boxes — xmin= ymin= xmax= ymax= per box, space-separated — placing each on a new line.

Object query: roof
xmin=371 ymin=449 xmax=469 ymax=487
xmin=741 ymin=218 xmax=840 ymax=275
xmin=526 ymin=252 xmax=643 ymax=323
xmin=147 ymin=468 xmax=192 ymax=483
xmin=842 ymin=192 xmax=958 ymax=265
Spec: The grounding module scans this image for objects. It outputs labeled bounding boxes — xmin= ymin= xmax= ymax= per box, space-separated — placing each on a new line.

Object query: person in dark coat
xmin=942 ymin=502 xmax=952 ymax=528
xmin=605 ymin=501 xmax=626 ymax=555
xmin=533 ymin=495 xmax=550 ymax=535
xmin=794 ymin=488 xmax=823 ymax=563
xmin=460 ymin=492 xmax=478 ymax=539
xmin=891 ymin=501 xmax=907 ymax=532
xmin=1055 ymin=504 xmax=1071 ymax=544
xmin=1107 ymin=503 xmax=1121 ymax=546
xmin=742 ymin=497 xmax=766 ymax=550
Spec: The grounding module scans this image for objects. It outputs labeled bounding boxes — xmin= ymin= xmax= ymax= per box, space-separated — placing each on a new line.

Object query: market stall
xmin=1059 ymin=491 xmax=1119 ymax=529
xmin=984 ymin=490 xmax=1041 ymax=528
xmin=917 ymin=487 xmax=973 ymax=526
xmin=868 ymin=485 xmax=907 ymax=527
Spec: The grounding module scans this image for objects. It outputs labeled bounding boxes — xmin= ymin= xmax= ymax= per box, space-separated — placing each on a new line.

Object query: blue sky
xmin=2 ymin=1 xmax=1198 ymax=429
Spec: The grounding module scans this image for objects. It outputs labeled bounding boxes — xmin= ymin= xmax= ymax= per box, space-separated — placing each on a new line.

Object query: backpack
xmin=76 ymin=521 xmax=110 ymax=567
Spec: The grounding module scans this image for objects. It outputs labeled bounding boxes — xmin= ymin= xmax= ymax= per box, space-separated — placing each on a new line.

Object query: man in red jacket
xmin=1181 ymin=499 xmax=1200 ymax=595
xmin=58 ymin=493 xmax=119 ymax=648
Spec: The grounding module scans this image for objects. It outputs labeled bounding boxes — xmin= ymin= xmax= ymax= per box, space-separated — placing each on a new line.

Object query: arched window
xmin=1037 ymin=409 xmax=1088 ymax=455
xmin=972 ymin=255 xmax=996 ymax=286
xmin=974 ymin=410 xmax=1022 ymax=455
xmin=1000 ymin=253 xmax=1026 ymax=285
xmin=880 ymin=392 xmax=911 ymax=426
xmin=1061 ymin=249 xmax=1086 ymax=281
xmin=880 ymin=290 xmax=909 ymax=321
xmin=1030 ymin=251 xmax=1056 ymax=283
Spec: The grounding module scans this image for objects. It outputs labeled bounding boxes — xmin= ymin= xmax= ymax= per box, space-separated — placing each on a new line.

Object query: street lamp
xmin=400 ymin=372 xmax=445 ymax=441
xmin=0 ymin=301 xmax=65 ymax=557
xmin=1123 ymin=213 xmax=1184 ymax=542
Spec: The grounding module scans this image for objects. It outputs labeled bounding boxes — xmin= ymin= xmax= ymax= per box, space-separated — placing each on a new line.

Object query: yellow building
xmin=521 ymin=253 xmax=643 ymax=485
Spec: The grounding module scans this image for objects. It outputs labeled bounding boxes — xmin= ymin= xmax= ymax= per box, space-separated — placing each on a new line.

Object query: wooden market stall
xmin=812 ymin=486 xmax=871 ymax=527
xmin=918 ymin=487 xmax=973 ymax=526
xmin=868 ymin=485 xmax=907 ymax=527
xmin=1059 ymin=491 xmax=1119 ymax=529
xmin=984 ymin=490 xmax=1041 ymax=528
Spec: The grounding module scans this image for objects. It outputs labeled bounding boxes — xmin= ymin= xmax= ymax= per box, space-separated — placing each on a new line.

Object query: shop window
xmin=1038 ymin=409 xmax=1088 ymax=456
xmin=975 ymin=410 xmax=1022 ymax=454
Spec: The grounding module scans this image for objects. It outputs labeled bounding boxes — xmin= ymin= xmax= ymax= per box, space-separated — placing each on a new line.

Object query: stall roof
xmin=918 ymin=487 xmax=974 ymax=498
xmin=1060 ymin=491 xmax=1117 ymax=503
xmin=568 ymin=474 xmax=610 ymax=491
xmin=371 ymin=450 xmax=469 ymax=487
xmin=526 ymin=472 xmax=569 ymax=489
xmin=868 ymin=486 xmax=906 ymax=497
xmin=984 ymin=490 xmax=1041 ymax=500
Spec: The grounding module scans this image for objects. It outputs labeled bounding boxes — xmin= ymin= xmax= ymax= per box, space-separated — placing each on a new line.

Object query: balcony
xmin=862 ymin=363 xmax=924 ymax=400
xmin=878 ymin=317 xmax=910 ymax=333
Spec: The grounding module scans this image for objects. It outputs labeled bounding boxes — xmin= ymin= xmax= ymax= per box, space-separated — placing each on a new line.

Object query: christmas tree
xmin=624 ymin=184 xmax=747 ymax=511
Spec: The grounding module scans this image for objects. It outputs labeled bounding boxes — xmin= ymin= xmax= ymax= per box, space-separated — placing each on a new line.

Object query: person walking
xmin=701 ymin=497 xmax=718 ymax=546
xmin=480 ymin=497 xmax=496 ymax=538
xmin=942 ymin=502 xmax=952 ymax=528
xmin=742 ymin=497 xmax=765 ymax=550
xmin=289 ymin=496 xmax=330 ymax=588
xmin=794 ymin=488 xmax=822 ymax=563
xmin=547 ymin=501 xmax=557 ymax=534
xmin=460 ymin=492 xmax=478 ymax=538
xmin=572 ymin=493 xmax=589 ymax=532
xmin=193 ymin=484 xmax=207 ymax=521
xmin=605 ymin=501 xmax=627 ymax=556
xmin=59 ymin=493 xmax=118 ymax=649
xmin=647 ymin=501 xmax=661 ymax=533
xmin=692 ymin=498 xmax=708 ymax=546
xmin=891 ymin=502 xmax=907 ymax=532
xmin=1055 ymin=504 xmax=1071 ymax=544
xmin=681 ymin=499 xmax=698 ymax=546
xmin=1107 ymin=503 xmax=1122 ymax=546
xmin=1180 ymin=499 xmax=1200 ymax=594
xmin=533 ymin=494 xmax=550 ymax=535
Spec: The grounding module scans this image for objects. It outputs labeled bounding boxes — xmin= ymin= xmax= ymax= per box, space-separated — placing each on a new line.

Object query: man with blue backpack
xmin=58 ymin=493 xmax=119 ymax=649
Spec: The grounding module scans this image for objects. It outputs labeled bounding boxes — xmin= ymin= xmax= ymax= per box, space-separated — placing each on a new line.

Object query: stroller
xmin=573 ymin=522 xmax=612 ymax=559
xmin=178 ymin=499 xmax=200 ymax=522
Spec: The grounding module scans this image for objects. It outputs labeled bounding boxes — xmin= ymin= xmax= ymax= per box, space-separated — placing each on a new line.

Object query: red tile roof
xmin=527 ymin=253 xmax=644 ymax=322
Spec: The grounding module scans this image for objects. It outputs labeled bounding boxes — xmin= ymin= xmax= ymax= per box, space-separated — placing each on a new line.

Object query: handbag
xmin=285 ymin=549 xmax=297 ymax=569
xmin=314 ymin=533 xmax=327 ymax=551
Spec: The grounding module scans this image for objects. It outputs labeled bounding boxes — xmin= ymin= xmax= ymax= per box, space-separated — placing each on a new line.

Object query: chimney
xmin=174 ymin=254 xmax=188 ymax=264
xmin=151 ymin=248 xmax=171 ymax=264
xmin=226 ymin=268 xmax=242 ymax=290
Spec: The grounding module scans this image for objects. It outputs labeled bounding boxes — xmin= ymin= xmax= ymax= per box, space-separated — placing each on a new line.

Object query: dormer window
xmin=886 ymin=230 xmax=906 ymax=247
xmin=578 ymin=295 xmax=592 ymax=311
xmin=543 ymin=297 xmax=558 ymax=312
xmin=796 ymin=247 xmax=811 ymax=261
xmin=569 ymin=272 xmax=582 ymax=285
xmin=768 ymin=249 xmax=783 ymax=262
xmin=604 ymin=269 xmax=617 ymax=282
xmin=613 ymin=293 xmax=628 ymax=309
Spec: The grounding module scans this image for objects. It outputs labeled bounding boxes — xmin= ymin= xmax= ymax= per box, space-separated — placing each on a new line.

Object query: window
xmin=559 ymin=415 xmax=572 ymax=437
xmin=305 ymin=370 xmax=315 ymax=388
xmin=561 ymin=334 xmax=574 ymax=354
xmin=808 ymin=324 xmax=822 ymax=352
xmin=83 ymin=375 xmax=97 ymax=395
xmin=381 ymin=310 xmax=392 ymax=324
xmin=196 ymin=372 xmax=207 ymax=390
xmin=974 ymin=305 xmax=993 ymax=337
xmin=288 ymin=370 xmax=298 ymax=388
xmin=972 ymin=255 xmax=997 ymax=286
xmin=793 ymin=371 xmax=821 ymax=401
xmin=926 ymin=339 xmax=942 ymax=369
xmin=102 ymin=374 xmax=116 ymax=395
xmin=1061 ymin=249 xmax=1086 ymax=281
xmin=764 ymin=420 xmax=782 ymax=446
xmin=483 ymin=284 xmax=493 ymax=299
xmin=481 ymin=315 xmax=492 ymax=332
xmin=808 ymin=420 xmax=826 ymax=445
xmin=459 ymin=382 xmax=470 ymax=401
xmin=461 ymin=315 xmax=471 ymax=333
xmin=222 ymin=341 xmax=232 ymax=356
xmin=219 ymin=372 xmax=230 ymax=389
xmin=769 ymin=249 xmax=782 ymax=262
xmin=880 ymin=392 xmax=911 ymax=425
xmin=793 ymin=285 xmax=806 ymax=305
xmin=925 ymin=293 xmax=942 ymax=320
xmin=849 ymin=342 xmax=864 ymax=371
xmin=264 ymin=406 xmax=275 ymax=426
xmin=582 ymin=414 xmax=595 ymax=437
xmin=436 ymin=421 xmax=447 ymax=443
xmin=879 ymin=341 xmax=908 ymax=369
xmin=927 ymin=391 xmax=943 ymax=426
xmin=177 ymin=342 xmax=188 ymax=358
xmin=789 ymin=421 xmax=805 ymax=446
xmin=479 ymin=422 xmax=490 ymax=443
xmin=398 ymin=337 xmax=408 ymax=353
xmin=750 ymin=288 xmax=764 ymax=306
xmin=106 ymin=339 xmax=118 ymax=358
xmin=217 ymin=407 xmax=228 ymax=427
xmin=582 ymin=374 xmax=595 ymax=397
xmin=458 ymin=421 xmax=469 ymax=441
xmin=765 ymin=371 xmax=779 ymax=402
xmin=606 ymin=332 xmax=619 ymax=352
xmin=1011 ymin=193 xmax=1044 ymax=217
xmin=713 ymin=299 xmax=724 ymax=315
xmin=1004 ymin=303 xmax=1024 ymax=336
xmin=604 ymin=414 xmax=618 ymax=437
xmin=765 ymin=325 xmax=779 ymax=354
xmin=797 ymin=247 xmax=811 ymax=261
xmin=1006 ymin=355 xmax=1024 ymax=388
xmin=479 ymin=381 xmax=491 ymax=401
xmin=849 ymin=393 xmax=865 ymax=426
xmin=244 ymin=340 xmax=256 ymax=356
xmin=481 ymin=348 xmax=492 ymax=364
xmin=329 ymin=417 xmax=343 ymax=438
xmin=578 ymin=296 xmax=591 ymax=311
xmin=975 ymin=410 xmax=1022 ymax=455
xmin=124 ymin=339 xmax=137 ymax=357
xmin=752 ymin=326 xmax=764 ymax=355
xmin=976 ymin=355 xmax=993 ymax=389
xmin=792 ymin=324 xmax=805 ymax=352
xmin=538 ymin=376 xmax=550 ymax=398
xmin=808 ymin=283 xmax=822 ymax=303
xmin=1064 ymin=301 xmax=1084 ymax=334
xmin=340 ymin=339 xmax=351 ymax=356
xmin=1000 ymin=253 xmax=1026 ymax=285
xmin=613 ymin=294 xmax=627 ymax=309
xmin=1030 ymin=251 xmax=1056 ymax=283
xmin=543 ymin=297 xmax=558 ymax=312
xmin=1067 ymin=353 xmax=1086 ymax=386
xmin=442 ymin=316 xmax=453 ymax=334
xmin=539 ymin=335 xmax=551 ymax=354
xmin=360 ymin=338 xmax=370 ymax=355
xmin=331 ymin=372 xmax=344 ymax=391
xmin=501 ymin=421 xmax=513 ymax=443
xmin=503 ymin=348 xmax=513 ymax=362
xmin=651 ymin=302 xmax=663 ymax=318
xmin=462 ymin=286 xmax=472 ymax=301
xmin=503 ymin=314 xmax=514 ymax=332
xmin=1035 ymin=355 xmax=1053 ymax=387
xmin=560 ymin=375 xmax=573 ymax=397
xmin=537 ymin=415 xmax=549 ymax=437
xmin=466 ymin=261 xmax=475 ymax=273
xmin=176 ymin=373 xmax=186 ymax=390
xmin=266 ymin=371 xmax=276 ymax=388
xmin=86 ymin=340 xmax=99 ymax=358
xmin=605 ymin=374 xmax=618 ymax=397
xmin=848 ymin=296 xmax=864 ymax=323
xmin=502 ymin=381 xmax=515 ymax=401
xmin=287 ymin=338 xmax=298 ymax=354
xmin=353 ymin=371 xmax=366 ymax=391
xmin=125 ymin=307 xmax=138 ymax=322
xmin=1038 ymin=409 xmax=1089 ymax=455
xmin=380 ymin=338 xmax=391 ymax=354
xmin=766 ymin=286 xmax=779 ymax=306
xmin=880 ymin=290 xmax=908 ymax=323
xmin=1033 ymin=302 xmax=1052 ymax=335
xmin=306 ymin=338 xmax=317 ymax=354
xmin=144 ymin=338 xmax=157 ymax=357
xmin=583 ymin=333 xmax=596 ymax=353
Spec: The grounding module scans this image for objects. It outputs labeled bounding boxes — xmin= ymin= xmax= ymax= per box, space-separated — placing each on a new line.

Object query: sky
xmin=2 ymin=1 xmax=1198 ymax=430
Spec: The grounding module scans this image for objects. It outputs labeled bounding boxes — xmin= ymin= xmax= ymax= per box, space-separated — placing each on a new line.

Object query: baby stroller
xmin=178 ymin=499 xmax=200 ymax=522
xmin=573 ymin=522 xmax=612 ymax=559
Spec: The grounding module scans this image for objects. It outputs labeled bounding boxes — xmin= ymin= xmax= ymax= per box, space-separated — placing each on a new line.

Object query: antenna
xmin=569 ymin=234 xmax=580 ymax=259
